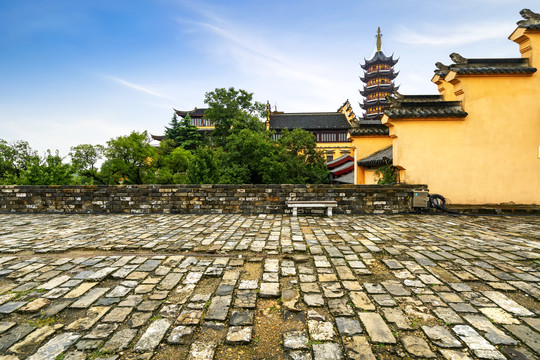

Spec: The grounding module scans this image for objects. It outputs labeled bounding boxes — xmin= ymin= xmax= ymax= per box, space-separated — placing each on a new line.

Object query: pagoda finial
xmin=376 ymin=27 xmax=382 ymax=52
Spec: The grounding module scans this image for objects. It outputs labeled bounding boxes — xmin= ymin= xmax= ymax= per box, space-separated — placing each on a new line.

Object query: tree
xmin=21 ymin=150 xmax=75 ymax=185
xmin=100 ymin=131 xmax=157 ymax=184
xmin=188 ymin=146 xmax=221 ymax=184
xmin=152 ymin=140 xmax=194 ymax=184
xmin=164 ymin=113 xmax=203 ymax=150
xmin=69 ymin=144 xmax=105 ymax=184
xmin=203 ymin=87 xmax=266 ymax=144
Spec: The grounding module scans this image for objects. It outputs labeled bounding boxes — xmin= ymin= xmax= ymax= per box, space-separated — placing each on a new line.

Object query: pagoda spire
xmin=358 ymin=28 xmax=399 ymax=121
xmin=376 ymin=27 xmax=382 ymax=52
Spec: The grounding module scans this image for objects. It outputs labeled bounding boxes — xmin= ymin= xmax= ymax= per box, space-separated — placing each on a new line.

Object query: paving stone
xmin=0 ymin=301 xmax=27 ymax=313
xmin=483 ymin=291 xmax=534 ymax=316
xmin=383 ymin=307 xmax=412 ymax=329
xmin=43 ymin=298 xmax=73 ymax=316
xmin=0 ymin=324 xmax=35 ymax=352
xmin=205 ymin=295 xmax=232 ymax=321
xmin=102 ymin=328 xmax=137 ymax=352
xmin=433 ymin=307 xmax=463 ymax=324
xmin=84 ymin=323 xmax=118 ymax=339
xmin=230 ymin=310 xmax=254 ymax=326
xmin=70 ymin=287 xmax=109 ymax=308
xmin=335 ymin=317 xmax=362 ymax=336
xmin=130 ymin=312 xmax=153 ymax=328
xmin=312 ymin=343 xmax=343 ymax=360
xmin=422 ymin=325 xmax=462 ymax=348
xmin=401 ymin=335 xmax=436 ymax=358
xmin=349 ymin=291 xmax=375 ymax=311
xmin=238 ymin=279 xmax=258 ymax=290
xmin=372 ymin=294 xmax=397 ymax=307
xmin=343 ymin=335 xmax=376 ymax=360
xmin=503 ymin=324 xmax=540 ymax=354
xmin=102 ymin=306 xmax=133 ymax=322
xmin=463 ymin=314 xmax=517 ymax=345
xmin=66 ymin=306 xmax=110 ymax=331
xmin=167 ymin=325 xmax=194 ymax=344
xmin=26 ymin=332 xmax=80 ymax=360
xmin=307 ymin=320 xmax=335 ymax=341
xmin=187 ymin=340 xmax=217 ymax=360
xmin=359 ymin=312 xmax=396 ymax=343
xmin=287 ymin=350 xmax=312 ymax=360
xmin=134 ymin=318 xmax=171 ymax=352
xmin=9 ymin=324 xmax=63 ymax=354
xmin=226 ymin=326 xmax=252 ymax=343
xmin=0 ymin=322 xmax=15 ymax=335
xmin=500 ymin=345 xmax=538 ymax=360
xmin=260 ymin=283 xmax=280 ymax=298
xmin=282 ymin=288 xmax=301 ymax=311
xmin=234 ymin=290 xmax=257 ymax=308
xmin=304 ymin=294 xmax=324 ymax=307
xmin=283 ymin=330 xmax=309 ymax=350
xmin=438 ymin=349 xmax=473 ymax=360
xmin=177 ymin=309 xmax=203 ymax=325
xmin=106 ymin=285 xmax=131 ymax=298
xmin=453 ymin=325 xmax=506 ymax=359
xmin=321 ymin=282 xmax=344 ymax=298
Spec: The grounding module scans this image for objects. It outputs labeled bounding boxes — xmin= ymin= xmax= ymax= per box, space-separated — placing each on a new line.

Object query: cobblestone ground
xmin=0 ymin=214 xmax=538 ymax=360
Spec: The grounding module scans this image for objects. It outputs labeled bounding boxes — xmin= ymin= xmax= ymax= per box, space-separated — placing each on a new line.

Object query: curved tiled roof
xmin=361 ymin=51 xmax=398 ymax=70
xmin=174 ymin=108 xmax=207 ymax=118
xmin=269 ymin=113 xmax=350 ymax=130
xmin=385 ymin=100 xmax=467 ymax=119
xmin=357 ymin=146 xmax=393 ymax=168
xmin=434 ymin=55 xmax=536 ymax=77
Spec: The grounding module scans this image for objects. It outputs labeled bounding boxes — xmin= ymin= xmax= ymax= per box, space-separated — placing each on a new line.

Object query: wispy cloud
xmin=102 ymin=75 xmax=173 ymax=100
xmin=395 ymin=22 xmax=513 ymax=46
xmin=176 ymin=4 xmax=334 ymax=89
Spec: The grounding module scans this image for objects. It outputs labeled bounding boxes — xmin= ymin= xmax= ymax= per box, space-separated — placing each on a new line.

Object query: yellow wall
xmin=316 ymin=143 xmax=352 ymax=160
xmin=349 ymin=135 xmax=392 ymax=184
xmin=384 ymin=27 xmax=540 ymax=205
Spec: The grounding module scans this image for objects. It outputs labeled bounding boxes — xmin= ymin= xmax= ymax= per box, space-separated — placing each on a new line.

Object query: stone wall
xmin=0 ymin=184 xmax=426 ymax=215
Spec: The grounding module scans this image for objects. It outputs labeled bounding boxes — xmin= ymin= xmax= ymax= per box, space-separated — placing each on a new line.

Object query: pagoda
xmin=359 ymin=27 xmax=399 ymax=121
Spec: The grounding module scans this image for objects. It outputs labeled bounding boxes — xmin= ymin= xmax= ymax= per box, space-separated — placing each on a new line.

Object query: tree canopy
xmin=0 ymin=87 xmax=330 ymax=185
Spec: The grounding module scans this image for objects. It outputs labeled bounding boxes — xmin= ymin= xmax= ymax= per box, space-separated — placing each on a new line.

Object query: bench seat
xmin=287 ymin=201 xmax=338 ymax=217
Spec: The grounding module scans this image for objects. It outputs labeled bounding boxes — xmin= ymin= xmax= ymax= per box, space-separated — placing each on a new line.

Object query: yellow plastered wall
xmin=349 ymin=135 xmax=392 ymax=184
xmin=384 ymin=28 xmax=540 ymax=204
xmin=316 ymin=142 xmax=352 ymax=160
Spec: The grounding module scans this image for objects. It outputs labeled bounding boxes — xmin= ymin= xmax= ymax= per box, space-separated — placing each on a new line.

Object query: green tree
xmin=69 ymin=144 xmax=105 ymax=184
xmin=165 ymin=113 xmax=203 ymax=150
xmin=100 ymin=131 xmax=157 ymax=184
xmin=21 ymin=150 xmax=75 ymax=185
xmin=188 ymin=146 xmax=221 ymax=184
xmin=374 ymin=163 xmax=398 ymax=184
xmin=152 ymin=140 xmax=194 ymax=184
xmin=274 ymin=128 xmax=329 ymax=184
xmin=203 ymin=87 xmax=266 ymax=144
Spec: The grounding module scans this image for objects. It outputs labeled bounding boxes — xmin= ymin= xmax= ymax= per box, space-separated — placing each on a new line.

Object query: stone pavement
xmin=0 ymin=213 xmax=538 ymax=360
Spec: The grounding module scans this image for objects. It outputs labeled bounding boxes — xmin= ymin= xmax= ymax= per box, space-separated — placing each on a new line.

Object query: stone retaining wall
xmin=0 ymin=184 xmax=427 ymax=215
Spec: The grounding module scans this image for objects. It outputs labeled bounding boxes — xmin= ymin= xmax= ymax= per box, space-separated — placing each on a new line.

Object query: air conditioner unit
xmin=412 ymin=191 xmax=429 ymax=208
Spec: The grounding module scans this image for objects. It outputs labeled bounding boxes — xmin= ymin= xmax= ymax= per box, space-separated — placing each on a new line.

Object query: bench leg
xmin=292 ymin=207 xmax=298 ymax=217
xmin=327 ymin=207 xmax=333 ymax=217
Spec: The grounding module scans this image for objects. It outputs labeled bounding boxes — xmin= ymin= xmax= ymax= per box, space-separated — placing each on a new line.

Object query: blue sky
xmin=0 ymin=0 xmax=537 ymax=157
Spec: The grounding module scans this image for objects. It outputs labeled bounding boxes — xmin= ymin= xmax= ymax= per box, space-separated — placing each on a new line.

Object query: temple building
xmin=151 ymin=107 xmax=213 ymax=143
xmin=381 ymin=9 xmax=540 ymax=205
xmin=266 ymin=100 xmax=355 ymax=163
xmin=349 ymin=28 xmax=397 ymax=184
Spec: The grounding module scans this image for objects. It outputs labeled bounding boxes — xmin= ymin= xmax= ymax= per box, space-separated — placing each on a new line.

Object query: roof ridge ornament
xmin=376 ymin=27 xmax=382 ymax=52
xmin=518 ymin=9 xmax=540 ymax=28
xmin=450 ymin=53 xmax=467 ymax=64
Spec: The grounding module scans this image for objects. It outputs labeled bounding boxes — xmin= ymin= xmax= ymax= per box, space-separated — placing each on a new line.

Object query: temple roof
xmin=327 ymin=154 xmax=354 ymax=169
xmin=517 ymin=9 xmax=540 ymax=29
xmin=349 ymin=123 xmax=389 ymax=136
xmin=361 ymin=51 xmax=398 ymax=69
xmin=360 ymin=70 xmax=398 ymax=82
xmin=434 ymin=54 xmax=537 ymax=77
xmin=174 ymin=108 xmax=207 ymax=118
xmin=357 ymin=145 xmax=393 ymax=168
xmin=269 ymin=113 xmax=350 ymax=130
xmin=384 ymin=95 xmax=468 ymax=119
xmin=360 ymin=84 xmax=399 ymax=96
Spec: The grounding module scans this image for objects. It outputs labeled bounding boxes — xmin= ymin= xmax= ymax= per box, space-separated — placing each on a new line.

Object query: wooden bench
xmin=287 ymin=201 xmax=338 ymax=217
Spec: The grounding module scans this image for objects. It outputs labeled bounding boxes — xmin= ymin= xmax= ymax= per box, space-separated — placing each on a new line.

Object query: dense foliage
xmin=0 ymin=88 xmax=330 ymax=185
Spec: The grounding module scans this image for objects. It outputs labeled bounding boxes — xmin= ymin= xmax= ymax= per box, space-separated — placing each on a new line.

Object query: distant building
xmin=349 ymin=28 xmax=398 ymax=184
xmin=266 ymin=100 xmax=355 ymax=161
xmin=151 ymin=107 xmax=212 ymax=143
xmin=381 ymin=9 xmax=540 ymax=204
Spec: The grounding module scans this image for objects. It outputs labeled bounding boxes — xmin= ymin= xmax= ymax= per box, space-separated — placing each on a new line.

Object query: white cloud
xmin=102 ymin=75 xmax=173 ymax=100
xmin=395 ymin=22 xmax=513 ymax=46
